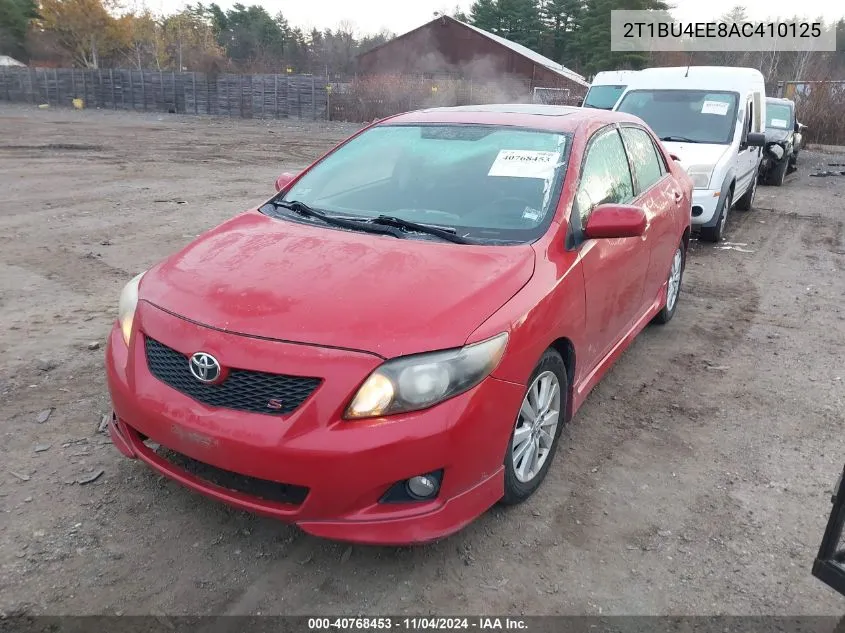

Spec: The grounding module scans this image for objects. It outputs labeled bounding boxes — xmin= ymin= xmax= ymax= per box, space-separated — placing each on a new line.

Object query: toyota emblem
xmin=189 ymin=352 xmax=221 ymax=383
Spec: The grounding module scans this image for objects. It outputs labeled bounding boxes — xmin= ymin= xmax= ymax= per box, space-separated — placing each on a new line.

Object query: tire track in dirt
xmin=8 ymin=245 xmax=133 ymax=294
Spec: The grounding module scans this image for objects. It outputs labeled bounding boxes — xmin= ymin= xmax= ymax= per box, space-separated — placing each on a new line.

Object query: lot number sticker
xmin=488 ymin=150 xmax=560 ymax=179
xmin=770 ymin=118 xmax=788 ymax=128
xmin=701 ymin=101 xmax=730 ymax=116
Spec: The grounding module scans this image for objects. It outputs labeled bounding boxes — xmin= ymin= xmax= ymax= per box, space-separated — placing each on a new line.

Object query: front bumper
xmin=691 ymin=188 xmax=722 ymax=226
xmin=105 ymin=302 xmax=525 ymax=545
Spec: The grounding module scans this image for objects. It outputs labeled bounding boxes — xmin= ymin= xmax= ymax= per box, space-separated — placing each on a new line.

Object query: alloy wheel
xmin=666 ymin=247 xmax=683 ymax=312
xmin=512 ymin=371 xmax=561 ymax=483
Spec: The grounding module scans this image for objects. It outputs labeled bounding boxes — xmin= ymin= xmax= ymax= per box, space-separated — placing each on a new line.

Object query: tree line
xmin=0 ymin=0 xmax=394 ymax=74
xmin=457 ymin=0 xmax=845 ymax=79
xmin=0 ymin=0 xmax=843 ymax=82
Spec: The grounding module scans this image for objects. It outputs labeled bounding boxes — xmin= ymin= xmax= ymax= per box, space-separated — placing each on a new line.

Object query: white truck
xmin=614 ymin=66 xmax=767 ymax=242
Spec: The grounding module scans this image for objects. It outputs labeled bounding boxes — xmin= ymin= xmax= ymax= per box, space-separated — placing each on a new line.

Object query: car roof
xmin=591 ymin=70 xmax=638 ymax=85
xmin=625 ymin=66 xmax=765 ymax=92
xmin=381 ymin=104 xmax=648 ymax=134
xmin=766 ymin=97 xmax=794 ymax=106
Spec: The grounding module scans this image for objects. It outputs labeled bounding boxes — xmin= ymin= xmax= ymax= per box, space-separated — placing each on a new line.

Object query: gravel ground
xmin=0 ymin=104 xmax=844 ymax=617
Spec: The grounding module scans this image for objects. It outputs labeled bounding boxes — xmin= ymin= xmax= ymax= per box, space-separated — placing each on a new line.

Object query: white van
xmin=614 ymin=66 xmax=767 ymax=242
xmin=582 ymin=70 xmax=638 ymax=110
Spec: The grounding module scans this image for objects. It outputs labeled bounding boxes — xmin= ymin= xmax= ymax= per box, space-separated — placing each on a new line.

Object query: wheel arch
xmin=702 ymin=171 xmax=737 ymax=229
xmin=548 ymin=337 xmax=576 ymax=423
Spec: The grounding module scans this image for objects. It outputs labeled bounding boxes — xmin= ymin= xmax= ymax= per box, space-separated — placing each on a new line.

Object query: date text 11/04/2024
xmin=622 ymin=21 xmax=823 ymax=39
xmin=308 ymin=617 xmax=529 ymax=630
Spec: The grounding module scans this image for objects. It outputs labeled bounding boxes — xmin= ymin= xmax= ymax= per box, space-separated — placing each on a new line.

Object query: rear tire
xmin=735 ymin=174 xmax=756 ymax=211
xmin=501 ymin=349 xmax=567 ymax=506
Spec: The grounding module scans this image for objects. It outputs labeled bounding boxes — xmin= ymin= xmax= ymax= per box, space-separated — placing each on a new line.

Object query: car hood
xmin=139 ymin=211 xmax=536 ymax=358
xmin=765 ymin=128 xmax=792 ymax=143
xmin=663 ymin=142 xmax=731 ymax=172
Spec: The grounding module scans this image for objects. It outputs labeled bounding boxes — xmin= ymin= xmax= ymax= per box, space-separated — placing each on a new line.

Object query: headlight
xmin=686 ymin=165 xmax=714 ymax=189
xmin=118 ymin=272 xmax=145 ymax=345
xmin=345 ymin=332 xmax=509 ymax=419
xmin=687 ymin=165 xmax=713 ymax=189
xmin=767 ymin=144 xmax=785 ymax=160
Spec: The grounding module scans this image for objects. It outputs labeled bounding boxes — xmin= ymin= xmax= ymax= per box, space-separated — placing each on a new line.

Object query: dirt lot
xmin=1 ymin=104 xmax=844 ymax=617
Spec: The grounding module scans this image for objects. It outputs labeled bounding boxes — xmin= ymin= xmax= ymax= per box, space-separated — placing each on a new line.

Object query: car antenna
xmin=685 ymin=52 xmax=693 ymax=77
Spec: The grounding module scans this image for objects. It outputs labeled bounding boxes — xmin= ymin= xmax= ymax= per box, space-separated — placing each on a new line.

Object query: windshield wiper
xmin=368 ymin=215 xmax=476 ymax=245
xmin=269 ymin=200 xmax=404 ymax=239
xmin=660 ymin=135 xmax=701 ymax=143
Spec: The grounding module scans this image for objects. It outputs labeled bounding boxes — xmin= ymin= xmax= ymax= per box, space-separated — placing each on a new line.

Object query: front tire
xmin=766 ymin=157 xmax=788 ymax=186
xmin=699 ymin=189 xmax=732 ymax=243
xmin=653 ymin=242 xmax=685 ymax=325
xmin=501 ymin=349 xmax=567 ymax=505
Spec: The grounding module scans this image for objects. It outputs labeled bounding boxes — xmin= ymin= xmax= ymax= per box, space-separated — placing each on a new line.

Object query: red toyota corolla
xmin=106 ymin=104 xmax=692 ymax=545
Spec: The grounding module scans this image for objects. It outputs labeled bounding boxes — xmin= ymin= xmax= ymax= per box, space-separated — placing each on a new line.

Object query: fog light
xmin=407 ymin=475 xmax=438 ymax=499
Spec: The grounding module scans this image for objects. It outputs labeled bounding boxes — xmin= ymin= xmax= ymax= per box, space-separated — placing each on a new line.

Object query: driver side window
xmin=741 ymin=99 xmax=753 ymax=147
xmin=574 ymin=128 xmax=635 ymax=229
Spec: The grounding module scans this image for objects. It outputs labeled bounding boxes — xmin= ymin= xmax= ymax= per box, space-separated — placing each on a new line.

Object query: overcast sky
xmin=145 ymin=0 xmax=844 ymax=38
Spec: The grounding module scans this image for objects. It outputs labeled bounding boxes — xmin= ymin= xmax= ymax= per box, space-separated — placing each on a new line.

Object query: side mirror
xmin=746 ymin=132 xmax=766 ymax=148
xmin=274 ymin=171 xmax=296 ymax=192
xmin=583 ymin=203 xmax=647 ymax=240
xmin=794 ymin=121 xmax=801 ymax=133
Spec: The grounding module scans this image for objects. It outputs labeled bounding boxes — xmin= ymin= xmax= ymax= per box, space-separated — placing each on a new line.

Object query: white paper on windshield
xmin=701 ymin=101 xmax=730 ymax=116
xmin=522 ymin=207 xmax=541 ymax=221
xmin=770 ymin=118 xmax=788 ymax=128
xmin=488 ymin=150 xmax=560 ymax=179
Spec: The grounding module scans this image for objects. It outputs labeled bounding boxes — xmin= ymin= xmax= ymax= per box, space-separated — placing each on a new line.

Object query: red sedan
xmin=106 ymin=104 xmax=692 ymax=545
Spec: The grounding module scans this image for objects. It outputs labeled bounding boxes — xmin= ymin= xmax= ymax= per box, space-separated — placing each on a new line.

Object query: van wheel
xmin=501 ymin=350 xmax=567 ymax=505
xmin=735 ymin=175 xmax=756 ymax=210
xmin=699 ymin=190 xmax=731 ymax=243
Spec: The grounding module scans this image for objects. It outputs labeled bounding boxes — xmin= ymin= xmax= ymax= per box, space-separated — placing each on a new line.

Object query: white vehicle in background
xmin=614 ymin=66 xmax=767 ymax=242
xmin=581 ymin=70 xmax=638 ymax=110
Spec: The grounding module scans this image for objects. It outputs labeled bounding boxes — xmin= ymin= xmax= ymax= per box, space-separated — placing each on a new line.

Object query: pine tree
xmin=541 ymin=0 xmax=585 ymax=66
xmin=0 ymin=0 xmax=38 ymax=60
xmin=579 ymin=0 xmax=668 ymax=75
xmin=469 ymin=0 xmax=501 ymax=33
xmin=498 ymin=0 xmax=544 ymax=49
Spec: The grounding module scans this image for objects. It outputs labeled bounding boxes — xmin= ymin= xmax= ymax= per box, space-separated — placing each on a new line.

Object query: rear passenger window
xmin=574 ymin=128 xmax=634 ymax=227
xmin=621 ymin=127 xmax=664 ymax=193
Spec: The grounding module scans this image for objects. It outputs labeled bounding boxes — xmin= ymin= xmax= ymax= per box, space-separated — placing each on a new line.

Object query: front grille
xmin=144 ymin=336 xmax=321 ymax=415
xmin=150 ymin=441 xmax=309 ymax=505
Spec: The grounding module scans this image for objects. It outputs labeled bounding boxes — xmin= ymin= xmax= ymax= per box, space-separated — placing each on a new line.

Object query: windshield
xmin=616 ymin=89 xmax=739 ymax=144
xmin=767 ymin=103 xmax=793 ymax=130
xmin=272 ymin=124 xmax=571 ymax=244
xmin=583 ymin=85 xmax=626 ymax=109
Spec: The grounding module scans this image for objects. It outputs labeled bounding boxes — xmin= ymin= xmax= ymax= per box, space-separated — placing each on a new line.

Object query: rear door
xmin=573 ymin=125 xmax=650 ymax=370
xmin=619 ymin=125 xmax=684 ymax=309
